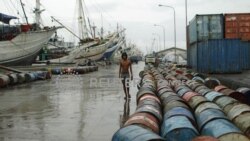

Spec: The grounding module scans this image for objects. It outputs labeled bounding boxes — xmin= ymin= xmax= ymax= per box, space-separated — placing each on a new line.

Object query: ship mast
xmin=78 ymin=0 xmax=89 ymax=40
xmin=34 ymin=0 xmax=44 ymax=29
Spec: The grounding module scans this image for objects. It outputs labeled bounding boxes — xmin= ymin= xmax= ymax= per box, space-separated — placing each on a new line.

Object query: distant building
xmin=156 ymin=47 xmax=187 ymax=64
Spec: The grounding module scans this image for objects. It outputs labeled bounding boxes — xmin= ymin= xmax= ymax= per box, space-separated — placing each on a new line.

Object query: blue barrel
xmin=205 ymin=91 xmax=224 ymax=102
xmin=161 ymin=116 xmax=199 ymax=141
xmin=164 ymin=107 xmax=196 ymax=124
xmin=236 ymin=87 xmax=250 ymax=104
xmin=112 ymin=125 xmax=164 ymax=141
xmin=177 ymin=87 xmax=192 ymax=97
xmin=175 ymin=85 xmax=191 ymax=93
xmin=51 ymin=68 xmax=62 ymax=75
xmin=201 ymin=119 xmax=242 ymax=138
xmin=163 ymin=101 xmax=190 ymax=114
xmin=136 ymin=105 xmax=162 ymax=123
xmin=196 ymin=108 xmax=228 ymax=131
xmin=25 ymin=73 xmax=37 ymax=82
xmin=33 ymin=71 xmax=47 ymax=80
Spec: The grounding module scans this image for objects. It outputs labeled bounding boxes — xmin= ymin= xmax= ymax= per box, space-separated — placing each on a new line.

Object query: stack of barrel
xmin=112 ymin=67 xmax=164 ymax=141
xmin=0 ymin=71 xmax=51 ymax=88
xmin=154 ymin=68 xmax=200 ymax=141
xmin=113 ymin=64 xmax=250 ymax=141
xmin=159 ymin=65 xmax=250 ymax=140
xmin=50 ymin=66 xmax=98 ymax=75
xmin=159 ymin=64 xmax=250 ymax=140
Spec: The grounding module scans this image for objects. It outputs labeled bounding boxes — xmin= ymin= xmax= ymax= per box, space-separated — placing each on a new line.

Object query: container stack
xmin=187 ymin=13 xmax=250 ymax=73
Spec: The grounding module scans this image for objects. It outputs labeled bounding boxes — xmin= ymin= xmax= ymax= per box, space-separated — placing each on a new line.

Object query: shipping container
xmin=189 ymin=43 xmax=198 ymax=71
xmin=225 ymin=13 xmax=250 ymax=41
xmin=240 ymin=41 xmax=250 ymax=70
xmin=188 ymin=39 xmax=247 ymax=73
xmin=189 ymin=14 xmax=224 ymax=44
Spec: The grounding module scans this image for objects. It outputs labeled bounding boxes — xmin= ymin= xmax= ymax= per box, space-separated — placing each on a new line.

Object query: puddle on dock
xmin=0 ymin=62 xmax=144 ymax=141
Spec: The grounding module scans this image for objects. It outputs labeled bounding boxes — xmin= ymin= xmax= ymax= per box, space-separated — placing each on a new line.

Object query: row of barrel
xmin=0 ymin=71 xmax=51 ymax=88
xmin=112 ymin=66 xmax=164 ymax=140
xmin=113 ymin=64 xmax=250 ymax=141
xmin=161 ymin=64 xmax=250 ymax=105
xmin=157 ymin=64 xmax=250 ymax=140
xmin=49 ymin=66 xmax=98 ymax=75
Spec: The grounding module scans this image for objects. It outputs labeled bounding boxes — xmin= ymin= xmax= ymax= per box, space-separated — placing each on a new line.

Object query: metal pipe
xmin=154 ymin=24 xmax=166 ymax=50
xmin=159 ymin=4 xmax=177 ymax=63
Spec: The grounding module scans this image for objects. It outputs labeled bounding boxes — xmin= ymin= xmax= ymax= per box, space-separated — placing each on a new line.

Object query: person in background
xmin=119 ymin=52 xmax=133 ymax=99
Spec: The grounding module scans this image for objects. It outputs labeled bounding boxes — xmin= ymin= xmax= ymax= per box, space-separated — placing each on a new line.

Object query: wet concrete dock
xmin=207 ymin=70 xmax=250 ymax=89
xmin=0 ymin=62 xmax=144 ymax=141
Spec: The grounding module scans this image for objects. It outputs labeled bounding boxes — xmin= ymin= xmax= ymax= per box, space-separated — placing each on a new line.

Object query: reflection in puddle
xmin=119 ymin=99 xmax=130 ymax=127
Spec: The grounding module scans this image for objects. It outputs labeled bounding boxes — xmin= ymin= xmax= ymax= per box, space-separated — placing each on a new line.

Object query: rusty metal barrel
xmin=112 ymin=125 xmax=164 ymax=141
xmin=8 ymin=73 xmax=18 ymax=85
xmin=158 ymin=87 xmax=173 ymax=97
xmin=136 ymin=104 xmax=162 ymax=123
xmin=161 ymin=116 xmax=199 ymax=141
xmin=214 ymin=96 xmax=239 ymax=111
xmin=202 ymin=119 xmax=250 ymax=141
xmin=161 ymin=95 xmax=185 ymax=106
xmin=136 ymin=88 xmax=156 ymax=103
xmin=188 ymin=96 xmax=208 ymax=110
xmin=137 ymin=99 xmax=161 ymax=110
xmin=195 ymin=102 xmax=222 ymax=115
xmin=17 ymin=73 xmax=26 ymax=83
xmin=137 ymin=94 xmax=161 ymax=106
xmin=192 ymin=76 xmax=205 ymax=83
xmin=205 ymin=91 xmax=224 ymax=102
xmin=124 ymin=113 xmax=160 ymax=133
xmin=227 ymin=104 xmax=250 ymax=121
xmin=163 ymin=100 xmax=190 ymax=114
xmin=233 ymin=112 xmax=250 ymax=138
xmin=0 ymin=74 xmax=10 ymax=88
xmin=220 ymin=88 xmax=247 ymax=104
xmin=196 ymin=108 xmax=229 ymax=131
xmin=188 ymin=82 xmax=205 ymax=91
xmin=164 ymin=107 xmax=196 ymax=125
xmin=196 ymin=88 xmax=213 ymax=96
xmin=194 ymin=85 xmax=210 ymax=94
xmin=182 ymin=92 xmax=200 ymax=102
xmin=192 ymin=136 xmax=219 ymax=141
xmin=204 ymin=77 xmax=221 ymax=89
xmin=214 ymin=85 xmax=228 ymax=92
xmin=237 ymin=87 xmax=250 ymax=104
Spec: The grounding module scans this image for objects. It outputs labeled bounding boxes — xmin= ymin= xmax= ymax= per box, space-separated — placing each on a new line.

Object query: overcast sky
xmin=1 ymin=0 xmax=250 ymax=54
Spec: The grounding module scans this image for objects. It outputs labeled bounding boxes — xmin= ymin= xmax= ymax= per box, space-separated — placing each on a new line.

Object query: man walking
xmin=119 ymin=52 xmax=133 ymax=99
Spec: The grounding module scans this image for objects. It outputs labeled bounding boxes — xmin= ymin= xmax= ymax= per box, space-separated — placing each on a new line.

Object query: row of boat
xmin=0 ymin=0 xmax=127 ymax=66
